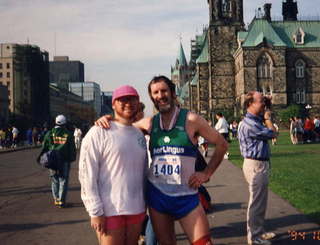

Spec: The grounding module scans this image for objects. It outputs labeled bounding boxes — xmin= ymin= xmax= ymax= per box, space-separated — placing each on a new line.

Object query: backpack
xmin=37 ymin=149 xmax=63 ymax=171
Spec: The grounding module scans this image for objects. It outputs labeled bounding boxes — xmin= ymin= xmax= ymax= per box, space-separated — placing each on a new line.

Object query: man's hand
xmin=94 ymin=115 xmax=113 ymax=128
xmin=188 ymin=171 xmax=210 ymax=189
xmin=264 ymin=110 xmax=276 ymax=132
xmin=264 ymin=110 xmax=272 ymax=121
xmin=91 ymin=216 xmax=106 ymax=234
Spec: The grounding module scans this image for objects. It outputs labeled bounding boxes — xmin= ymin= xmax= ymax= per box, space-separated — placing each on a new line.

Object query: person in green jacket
xmin=42 ymin=114 xmax=76 ymax=208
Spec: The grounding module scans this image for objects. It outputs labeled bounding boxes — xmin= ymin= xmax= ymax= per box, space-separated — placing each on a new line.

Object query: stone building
xmin=235 ymin=2 xmax=320 ymax=116
xmin=0 ymin=43 xmax=50 ymax=125
xmin=176 ymin=0 xmax=320 ymax=119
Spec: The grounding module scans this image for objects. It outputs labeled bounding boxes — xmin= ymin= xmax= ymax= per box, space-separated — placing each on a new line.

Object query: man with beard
xmin=97 ymin=76 xmax=228 ymax=245
xmin=238 ymin=91 xmax=276 ymax=245
xmin=79 ymin=85 xmax=147 ymax=245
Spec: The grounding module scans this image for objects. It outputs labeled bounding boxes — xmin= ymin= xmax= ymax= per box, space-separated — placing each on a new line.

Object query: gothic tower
xmin=207 ymin=0 xmax=244 ymax=114
xmin=171 ymin=42 xmax=189 ymax=89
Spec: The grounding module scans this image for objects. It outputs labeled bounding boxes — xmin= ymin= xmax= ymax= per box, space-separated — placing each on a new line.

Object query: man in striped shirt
xmin=238 ymin=91 xmax=276 ymax=245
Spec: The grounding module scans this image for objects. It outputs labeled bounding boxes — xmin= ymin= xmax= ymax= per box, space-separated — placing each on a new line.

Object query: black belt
xmin=246 ymin=157 xmax=269 ymax=161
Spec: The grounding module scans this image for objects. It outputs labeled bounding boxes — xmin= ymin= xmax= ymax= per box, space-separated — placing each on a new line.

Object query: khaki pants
xmin=243 ymin=159 xmax=269 ymax=242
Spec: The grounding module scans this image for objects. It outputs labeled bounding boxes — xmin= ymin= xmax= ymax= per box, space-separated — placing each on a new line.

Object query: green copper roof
xmin=238 ymin=31 xmax=248 ymax=41
xmin=272 ymin=21 xmax=320 ymax=48
xmin=196 ymin=32 xmax=206 ymax=47
xmin=242 ymin=19 xmax=320 ymax=48
xmin=242 ymin=19 xmax=286 ymax=47
xmin=180 ymin=81 xmax=190 ymax=99
xmin=196 ymin=32 xmax=209 ymax=64
xmin=190 ymin=74 xmax=198 ymax=85
xmin=177 ymin=42 xmax=187 ymax=66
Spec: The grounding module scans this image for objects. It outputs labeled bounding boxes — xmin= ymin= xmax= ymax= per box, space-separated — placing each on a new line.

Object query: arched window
xmin=257 ymin=53 xmax=272 ymax=79
xmin=295 ymin=59 xmax=305 ymax=78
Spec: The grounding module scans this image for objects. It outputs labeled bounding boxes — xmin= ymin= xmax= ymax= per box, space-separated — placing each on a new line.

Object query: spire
xmin=177 ymin=42 xmax=187 ymax=67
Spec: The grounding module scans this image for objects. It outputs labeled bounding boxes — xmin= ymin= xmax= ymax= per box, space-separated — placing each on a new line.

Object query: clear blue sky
xmin=0 ymin=0 xmax=319 ymax=115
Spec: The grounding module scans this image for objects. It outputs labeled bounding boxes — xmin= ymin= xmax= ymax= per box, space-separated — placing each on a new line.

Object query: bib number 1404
xmin=154 ymin=164 xmax=180 ymax=176
xmin=153 ymin=156 xmax=182 ymax=184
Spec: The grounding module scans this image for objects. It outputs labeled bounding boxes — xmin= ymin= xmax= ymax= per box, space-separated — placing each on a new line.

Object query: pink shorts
xmin=105 ymin=212 xmax=146 ymax=230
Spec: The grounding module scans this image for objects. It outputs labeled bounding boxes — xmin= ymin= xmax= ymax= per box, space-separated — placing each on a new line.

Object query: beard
xmin=116 ymin=108 xmax=138 ymax=121
xmin=153 ymin=98 xmax=174 ymax=113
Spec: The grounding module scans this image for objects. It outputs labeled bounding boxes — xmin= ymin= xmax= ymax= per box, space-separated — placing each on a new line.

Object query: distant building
xmin=171 ymin=42 xmax=190 ymax=89
xmin=50 ymin=84 xmax=96 ymax=126
xmin=175 ymin=0 xmax=320 ymax=119
xmin=49 ymin=56 xmax=84 ymax=89
xmin=171 ymin=42 xmax=192 ymax=109
xmin=0 ymin=84 xmax=9 ymax=126
xmin=101 ymin=91 xmax=113 ymax=115
xmin=0 ymin=43 xmax=50 ymax=124
xmin=69 ymin=82 xmax=102 ymax=116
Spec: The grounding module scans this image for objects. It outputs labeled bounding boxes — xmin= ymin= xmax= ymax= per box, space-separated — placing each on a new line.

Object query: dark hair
xmin=138 ymin=102 xmax=145 ymax=112
xmin=148 ymin=75 xmax=176 ymax=98
xmin=216 ymin=112 xmax=223 ymax=117
xmin=243 ymin=91 xmax=255 ymax=109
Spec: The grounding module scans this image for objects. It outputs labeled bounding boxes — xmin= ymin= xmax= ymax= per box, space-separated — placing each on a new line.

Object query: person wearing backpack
xmin=41 ymin=114 xmax=76 ymax=208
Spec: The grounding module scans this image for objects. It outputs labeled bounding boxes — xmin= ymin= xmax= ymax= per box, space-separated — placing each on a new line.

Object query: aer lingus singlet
xmin=147 ymin=108 xmax=198 ymax=196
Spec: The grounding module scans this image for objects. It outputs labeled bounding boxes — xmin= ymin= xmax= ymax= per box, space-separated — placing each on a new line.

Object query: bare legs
xmin=96 ymin=222 xmax=142 ymax=245
xmin=149 ymin=204 xmax=212 ymax=245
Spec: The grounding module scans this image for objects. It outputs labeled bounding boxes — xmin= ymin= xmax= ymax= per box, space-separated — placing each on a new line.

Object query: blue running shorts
xmin=146 ymin=181 xmax=199 ymax=220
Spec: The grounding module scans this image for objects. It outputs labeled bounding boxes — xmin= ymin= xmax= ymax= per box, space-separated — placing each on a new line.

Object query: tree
xmin=278 ymin=105 xmax=302 ymax=128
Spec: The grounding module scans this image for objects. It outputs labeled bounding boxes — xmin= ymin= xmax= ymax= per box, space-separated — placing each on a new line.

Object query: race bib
xmin=153 ymin=156 xmax=181 ymax=184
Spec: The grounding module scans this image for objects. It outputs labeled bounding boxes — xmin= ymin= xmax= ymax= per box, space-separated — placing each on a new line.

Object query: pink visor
xmin=112 ymin=85 xmax=139 ymax=103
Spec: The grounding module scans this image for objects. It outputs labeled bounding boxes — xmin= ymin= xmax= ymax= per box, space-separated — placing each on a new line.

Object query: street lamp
xmin=305 ymin=104 xmax=312 ymax=117
xmin=305 ymin=104 xmax=312 ymax=110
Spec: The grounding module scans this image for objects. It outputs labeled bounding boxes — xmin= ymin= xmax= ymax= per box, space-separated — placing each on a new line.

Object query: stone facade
xmin=179 ymin=0 xmax=320 ymax=118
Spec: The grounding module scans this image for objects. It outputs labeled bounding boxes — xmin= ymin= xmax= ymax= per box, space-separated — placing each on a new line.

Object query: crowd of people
xmin=0 ymin=124 xmax=85 ymax=151
xmin=289 ymin=116 xmax=320 ymax=144
xmin=0 ymin=126 xmax=50 ymax=149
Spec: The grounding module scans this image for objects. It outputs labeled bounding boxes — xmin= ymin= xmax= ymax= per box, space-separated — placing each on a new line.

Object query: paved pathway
xmin=0 ymin=148 xmax=319 ymax=244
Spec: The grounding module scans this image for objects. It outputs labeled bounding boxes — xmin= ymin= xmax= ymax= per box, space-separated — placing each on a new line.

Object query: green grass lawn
xmin=228 ymin=131 xmax=320 ymax=224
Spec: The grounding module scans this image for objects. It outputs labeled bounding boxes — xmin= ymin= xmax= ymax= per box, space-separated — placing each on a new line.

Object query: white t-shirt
xmin=215 ymin=117 xmax=229 ymax=134
xmin=79 ymin=122 xmax=147 ymax=217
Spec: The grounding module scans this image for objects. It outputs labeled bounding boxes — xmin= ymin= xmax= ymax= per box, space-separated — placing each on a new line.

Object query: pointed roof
xmin=196 ymin=32 xmax=209 ymax=64
xmin=177 ymin=42 xmax=188 ymax=67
